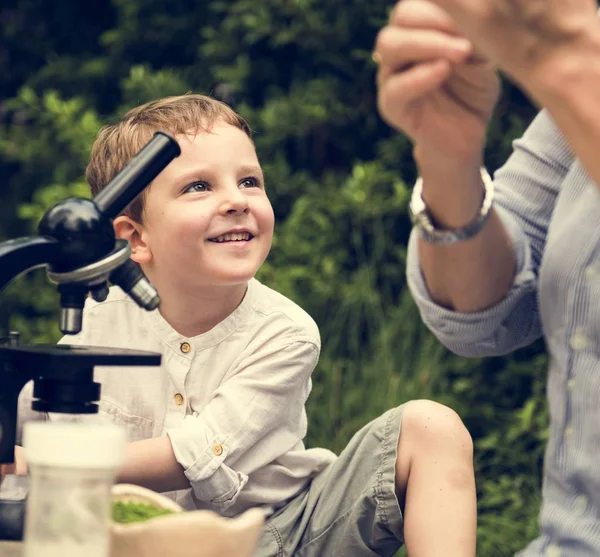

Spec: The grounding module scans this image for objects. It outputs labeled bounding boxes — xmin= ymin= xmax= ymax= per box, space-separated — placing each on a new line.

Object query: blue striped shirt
xmin=407 ymin=110 xmax=600 ymax=557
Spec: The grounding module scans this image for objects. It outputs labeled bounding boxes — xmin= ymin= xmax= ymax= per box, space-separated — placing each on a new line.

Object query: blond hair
xmin=86 ymin=94 xmax=252 ymax=222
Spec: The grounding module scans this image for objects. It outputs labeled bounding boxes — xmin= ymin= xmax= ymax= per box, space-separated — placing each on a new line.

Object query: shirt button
xmin=174 ymin=393 xmax=184 ymax=406
xmin=180 ymin=342 xmax=191 ymax=354
xmin=212 ymin=443 xmax=224 ymax=456
xmin=567 ymin=379 xmax=575 ymax=392
xmin=564 ymin=426 xmax=574 ymax=438
xmin=574 ymin=495 xmax=588 ymax=515
xmin=570 ymin=329 xmax=589 ymax=351
xmin=547 ymin=545 xmax=561 ymax=557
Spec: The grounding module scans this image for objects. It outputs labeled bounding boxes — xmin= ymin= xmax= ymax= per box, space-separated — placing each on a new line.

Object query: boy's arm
xmin=118 ymin=436 xmax=189 ymax=492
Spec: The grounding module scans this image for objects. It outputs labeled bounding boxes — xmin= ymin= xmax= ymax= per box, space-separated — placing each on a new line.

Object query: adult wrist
xmin=413 ymin=141 xmax=485 ymax=176
xmin=413 ymin=146 xmax=487 ymax=230
xmin=410 ymin=168 xmax=494 ymax=245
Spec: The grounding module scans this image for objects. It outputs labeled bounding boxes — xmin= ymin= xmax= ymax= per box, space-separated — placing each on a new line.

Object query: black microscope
xmin=0 ymin=131 xmax=181 ymax=540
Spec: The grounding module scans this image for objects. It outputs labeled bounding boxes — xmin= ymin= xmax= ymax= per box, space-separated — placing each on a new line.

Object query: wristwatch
xmin=409 ymin=168 xmax=494 ymax=245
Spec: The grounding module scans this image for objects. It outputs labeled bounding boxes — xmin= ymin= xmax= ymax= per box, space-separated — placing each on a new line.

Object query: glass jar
xmin=22 ymin=422 xmax=126 ymax=557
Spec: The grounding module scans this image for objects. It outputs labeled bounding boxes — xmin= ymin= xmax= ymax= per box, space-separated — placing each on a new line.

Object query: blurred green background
xmin=1 ymin=0 xmax=546 ymax=554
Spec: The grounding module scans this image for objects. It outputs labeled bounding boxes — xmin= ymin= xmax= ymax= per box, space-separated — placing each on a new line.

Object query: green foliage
xmin=112 ymin=501 xmax=174 ymax=524
xmin=0 ymin=0 xmax=545 ymax=554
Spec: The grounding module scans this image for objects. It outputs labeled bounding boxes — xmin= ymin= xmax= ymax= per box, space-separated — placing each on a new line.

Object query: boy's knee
xmin=401 ymin=400 xmax=473 ymax=459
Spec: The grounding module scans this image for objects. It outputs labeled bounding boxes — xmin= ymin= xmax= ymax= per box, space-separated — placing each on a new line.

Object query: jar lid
xmin=23 ymin=422 xmax=126 ymax=469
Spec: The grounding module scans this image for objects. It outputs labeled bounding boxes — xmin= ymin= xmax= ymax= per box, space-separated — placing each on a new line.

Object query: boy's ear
xmin=113 ymin=216 xmax=152 ymax=264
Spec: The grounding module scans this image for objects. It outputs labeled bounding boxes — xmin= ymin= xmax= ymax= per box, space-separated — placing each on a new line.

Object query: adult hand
xmin=374 ymin=0 xmax=500 ymax=161
xmin=423 ymin=0 xmax=598 ymax=91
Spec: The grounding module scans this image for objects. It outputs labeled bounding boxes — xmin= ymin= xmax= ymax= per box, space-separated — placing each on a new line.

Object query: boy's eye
xmin=184 ymin=181 xmax=208 ymax=193
xmin=239 ymin=176 xmax=261 ymax=189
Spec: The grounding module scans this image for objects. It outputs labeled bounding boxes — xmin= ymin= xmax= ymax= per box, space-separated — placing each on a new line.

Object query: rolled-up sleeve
xmin=407 ymin=109 xmax=574 ymax=357
xmin=407 ymin=207 xmax=538 ymax=356
xmin=167 ymin=338 xmax=318 ymax=511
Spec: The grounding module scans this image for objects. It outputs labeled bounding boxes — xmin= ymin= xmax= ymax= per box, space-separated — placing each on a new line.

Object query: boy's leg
xmin=397 ymin=400 xmax=476 ymax=557
xmin=256 ymin=400 xmax=476 ymax=557
xmin=256 ymin=404 xmax=407 ymax=557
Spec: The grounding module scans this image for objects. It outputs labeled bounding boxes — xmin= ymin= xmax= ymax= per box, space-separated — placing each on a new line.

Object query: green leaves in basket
xmin=112 ymin=501 xmax=175 ymax=524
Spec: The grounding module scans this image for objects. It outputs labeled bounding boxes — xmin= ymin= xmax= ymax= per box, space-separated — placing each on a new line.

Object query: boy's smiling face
xmin=133 ymin=121 xmax=274 ymax=290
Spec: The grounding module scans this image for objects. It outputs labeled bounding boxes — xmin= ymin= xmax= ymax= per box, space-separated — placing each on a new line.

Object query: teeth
xmin=212 ymin=232 xmax=251 ymax=242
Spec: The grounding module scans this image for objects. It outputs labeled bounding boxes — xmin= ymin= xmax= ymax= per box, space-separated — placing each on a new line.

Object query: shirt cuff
xmin=406 ymin=205 xmax=539 ymax=356
xmin=167 ymin=416 xmax=249 ymax=512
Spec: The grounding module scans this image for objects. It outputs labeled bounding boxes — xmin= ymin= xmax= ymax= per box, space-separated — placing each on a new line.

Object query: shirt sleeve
xmin=407 ymin=109 xmax=575 ymax=357
xmin=166 ymin=337 xmax=319 ymax=512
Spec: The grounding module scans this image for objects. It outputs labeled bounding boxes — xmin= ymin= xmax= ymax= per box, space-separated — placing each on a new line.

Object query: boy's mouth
xmin=208 ymin=231 xmax=254 ymax=243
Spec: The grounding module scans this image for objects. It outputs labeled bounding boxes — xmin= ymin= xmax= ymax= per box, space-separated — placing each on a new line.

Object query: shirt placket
xmin=163 ymin=340 xmax=193 ymax=431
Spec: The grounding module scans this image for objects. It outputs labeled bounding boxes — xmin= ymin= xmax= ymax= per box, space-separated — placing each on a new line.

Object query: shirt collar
xmin=145 ymin=279 xmax=258 ymax=353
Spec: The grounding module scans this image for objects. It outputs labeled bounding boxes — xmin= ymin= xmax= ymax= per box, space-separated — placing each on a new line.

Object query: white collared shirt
xmin=18 ymin=279 xmax=336 ymax=517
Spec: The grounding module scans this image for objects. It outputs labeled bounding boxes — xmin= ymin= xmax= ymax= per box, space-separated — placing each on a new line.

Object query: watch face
xmin=409 ymin=178 xmax=428 ymax=227
xmin=409 ymin=178 xmax=426 ymax=214
xmin=408 ymin=203 xmax=418 ymax=225
xmin=409 ymin=211 xmax=418 ymax=226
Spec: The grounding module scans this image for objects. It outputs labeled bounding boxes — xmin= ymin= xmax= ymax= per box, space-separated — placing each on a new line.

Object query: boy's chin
xmin=177 ymin=259 xmax=265 ymax=288
xmin=205 ymin=269 xmax=258 ymax=287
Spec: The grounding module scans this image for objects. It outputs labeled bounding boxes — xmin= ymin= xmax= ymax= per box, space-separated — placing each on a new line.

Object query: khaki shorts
xmin=255 ymin=405 xmax=406 ymax=557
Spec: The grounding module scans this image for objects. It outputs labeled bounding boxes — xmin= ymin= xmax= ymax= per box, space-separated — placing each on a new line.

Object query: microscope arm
xmin=0 ymin=237 xmax=60 ymax=295
xmin=0 ymin=132 xmax=179 ymax=466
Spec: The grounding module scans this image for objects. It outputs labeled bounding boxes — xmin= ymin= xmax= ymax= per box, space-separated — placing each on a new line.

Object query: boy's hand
xmin=374 ymin=0 xmax=500 ymax=161
xmin=0 ymin=446 xmax=28 ymax=477
xmin=425 ymin=0 xmax=598 ymax=93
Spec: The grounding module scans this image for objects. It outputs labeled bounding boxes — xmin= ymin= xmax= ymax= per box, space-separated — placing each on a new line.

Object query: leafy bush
xmin=0 ymin=1 xmax=543 ymax=553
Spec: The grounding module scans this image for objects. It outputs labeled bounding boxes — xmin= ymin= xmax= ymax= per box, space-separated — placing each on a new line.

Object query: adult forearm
xmin=528 ymin=34 xmax=600 ymax=193
xmin=415 ymin=148 xmax=515 ymax=312
xmin=118 ymin=436 xmax=190 ymax=493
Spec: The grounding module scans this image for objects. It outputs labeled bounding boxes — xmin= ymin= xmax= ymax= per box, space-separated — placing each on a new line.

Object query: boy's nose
xmin=220 ymin=188 xmax=250 ymax=215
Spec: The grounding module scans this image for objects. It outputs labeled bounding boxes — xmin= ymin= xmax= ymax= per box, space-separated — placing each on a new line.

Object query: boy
xmin=16 ymin=94 xmax=476 ymax=556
